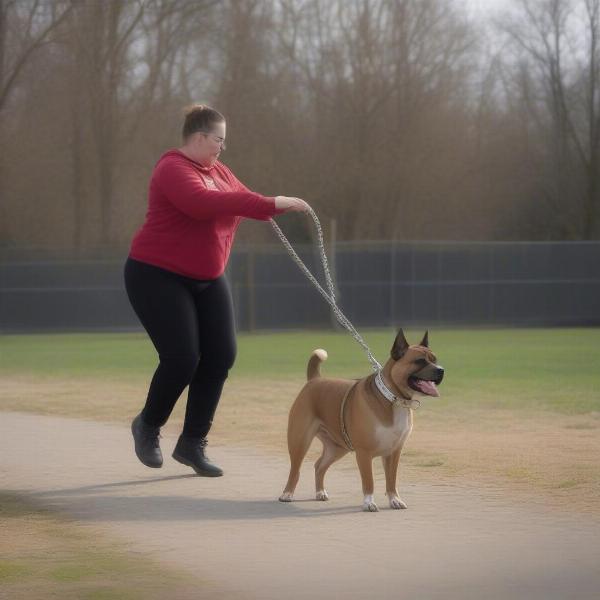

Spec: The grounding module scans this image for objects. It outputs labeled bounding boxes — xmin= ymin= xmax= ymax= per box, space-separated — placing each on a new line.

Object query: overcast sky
xmin=464 ymin=0 xmax=512 ymax=19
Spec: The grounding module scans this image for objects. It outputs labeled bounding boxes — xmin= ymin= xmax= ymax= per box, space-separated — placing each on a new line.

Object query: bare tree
xmin=495 ymin=0 xmax=600 ymax=238
xmin=275 ymin=0 xmax=478 ymax=240
xmin=4 ymin=0 xmax=599 ymax=254
xmin=581 ymin=0 xmax=600 ymax=237
xmin=0 ymin=0 xmax=73 ymax=249
xmin=54 ymin=0 xmax=220 ymax=250
xmin=0 ymin=0 xmax=73 ymax=113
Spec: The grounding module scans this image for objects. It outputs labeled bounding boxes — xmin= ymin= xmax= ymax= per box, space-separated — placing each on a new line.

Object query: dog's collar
xmin=374 ymin=370 xmax=419 ymax=409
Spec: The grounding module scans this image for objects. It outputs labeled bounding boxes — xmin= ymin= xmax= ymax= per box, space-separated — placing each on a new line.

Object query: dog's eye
xmin=415 ymin=358 xmax=427 ymax=366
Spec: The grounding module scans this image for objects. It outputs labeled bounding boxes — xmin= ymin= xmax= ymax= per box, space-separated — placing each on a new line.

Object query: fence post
xmin=390 ymin=237 xmax=396 ymax=327
xmin=437 ymin=243 xmax=442 ymax=325
xmin=329 ymin=217 xmax=343 ymax=331
xmin=410 ymin=242 xmax=416 ymax=325
xmin=489 ymin=243 xmax=495 ymax=324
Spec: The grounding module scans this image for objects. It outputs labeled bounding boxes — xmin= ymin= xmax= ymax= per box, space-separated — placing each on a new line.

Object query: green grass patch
xmin=0 ymin=561 xmax=34 ymax=581
xmin=1 ymin=327 xmax=599 ymax=413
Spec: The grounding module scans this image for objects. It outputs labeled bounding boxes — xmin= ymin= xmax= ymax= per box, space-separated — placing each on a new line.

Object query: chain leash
xmin=269 ymin=209 xmax=383 ymax=374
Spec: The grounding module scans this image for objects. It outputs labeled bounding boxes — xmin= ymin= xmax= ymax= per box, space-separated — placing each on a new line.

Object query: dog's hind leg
xmin=314 ymin=437 xmax=349 ymax=501
xmin=279 ymin=414 xmax=320 ymax=502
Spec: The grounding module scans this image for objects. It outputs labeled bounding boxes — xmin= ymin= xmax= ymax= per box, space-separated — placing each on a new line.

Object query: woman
xmin=124 ymin=104 xmax=310 ymax=477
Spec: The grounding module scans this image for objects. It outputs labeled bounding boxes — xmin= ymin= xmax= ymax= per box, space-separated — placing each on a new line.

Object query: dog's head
xmin=387 ymin=328 xmax=444 ymax=400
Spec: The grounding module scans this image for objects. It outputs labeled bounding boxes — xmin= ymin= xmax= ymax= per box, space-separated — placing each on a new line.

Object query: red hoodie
xmin=128 ymin=149 xmax=286 ymax=279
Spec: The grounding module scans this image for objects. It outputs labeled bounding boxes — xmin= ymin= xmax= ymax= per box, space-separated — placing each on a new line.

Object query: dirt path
xmin=1 ymin=411 xmax=599 ymax=600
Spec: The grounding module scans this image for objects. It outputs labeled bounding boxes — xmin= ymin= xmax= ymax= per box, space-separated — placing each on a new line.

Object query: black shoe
xmin=172 ymin=435 xmax=223 ymax=477
xmin=131 ymin=413 xmax=163 ymax=468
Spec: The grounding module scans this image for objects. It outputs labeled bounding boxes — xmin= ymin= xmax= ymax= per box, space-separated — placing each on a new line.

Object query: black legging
xmin=123 ymin=256 xmax=237 ymax=438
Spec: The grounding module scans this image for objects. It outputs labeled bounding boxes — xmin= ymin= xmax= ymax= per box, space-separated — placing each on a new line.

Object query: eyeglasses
xmin=198 ymin=131 xmax=226 ymax=150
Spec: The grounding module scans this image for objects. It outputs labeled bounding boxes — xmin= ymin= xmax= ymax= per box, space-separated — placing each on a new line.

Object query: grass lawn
xmin=2 ymin=326 xmax=598 ymax=413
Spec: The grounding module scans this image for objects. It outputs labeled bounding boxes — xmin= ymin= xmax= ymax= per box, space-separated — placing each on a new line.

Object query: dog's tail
xmin=307 ymin=348 xmax=328 ymax=381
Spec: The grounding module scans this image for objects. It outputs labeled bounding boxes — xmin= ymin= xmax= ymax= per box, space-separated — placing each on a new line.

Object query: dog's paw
xmin=279 ymin=492 xmax=294 ymax=502
xmin=315 ymin=490 xmax=329 ymax=501
xmin=389 ymin=496 xmax=407 ymax=510
xmin=362 ymin=500 xmax=379 ymax=512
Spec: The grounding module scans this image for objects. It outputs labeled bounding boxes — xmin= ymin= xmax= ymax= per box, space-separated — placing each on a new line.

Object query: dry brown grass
xmin=2 ymin=373 xmax=600 ymax=515
xmin=0 ymin=492 xmax=209 ymax=599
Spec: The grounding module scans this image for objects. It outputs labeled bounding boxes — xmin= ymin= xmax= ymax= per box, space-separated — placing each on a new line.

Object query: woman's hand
xmin=275 ymin=196 xmax=311 ymax=214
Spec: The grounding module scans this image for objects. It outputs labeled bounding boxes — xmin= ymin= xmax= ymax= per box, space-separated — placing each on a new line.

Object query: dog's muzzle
xmin=408 ymin=366 xmax=444 ymax=397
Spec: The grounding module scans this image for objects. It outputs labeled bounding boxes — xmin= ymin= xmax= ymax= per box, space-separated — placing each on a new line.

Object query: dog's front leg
xmin=382 ymin=448 xmax=407 ymax=509
xmin=355 ymin=449 xmax=378 ymax=512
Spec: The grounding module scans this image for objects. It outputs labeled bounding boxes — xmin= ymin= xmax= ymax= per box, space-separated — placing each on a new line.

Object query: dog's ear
xmin=419 ymin=330 xmax=429 ymax=348
xmin=391 ymin=328 xmax=410 ymax=360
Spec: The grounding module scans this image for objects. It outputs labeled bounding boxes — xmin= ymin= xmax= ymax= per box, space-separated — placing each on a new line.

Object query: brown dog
xmin=278 ymin=328 xmax=444 ymax=512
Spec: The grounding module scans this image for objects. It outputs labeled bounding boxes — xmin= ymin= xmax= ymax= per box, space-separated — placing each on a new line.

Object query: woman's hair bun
xmin=183 ymin=103 xmax=206 ymax=116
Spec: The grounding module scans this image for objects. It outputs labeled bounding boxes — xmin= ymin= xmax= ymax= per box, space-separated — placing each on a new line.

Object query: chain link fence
xmin=1 ymin=241 xmax=598 ymax=332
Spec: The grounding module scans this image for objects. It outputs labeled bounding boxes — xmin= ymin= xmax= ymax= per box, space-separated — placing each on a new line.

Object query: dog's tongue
xmin=413 ymin=379 xmax=439 ymax=397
